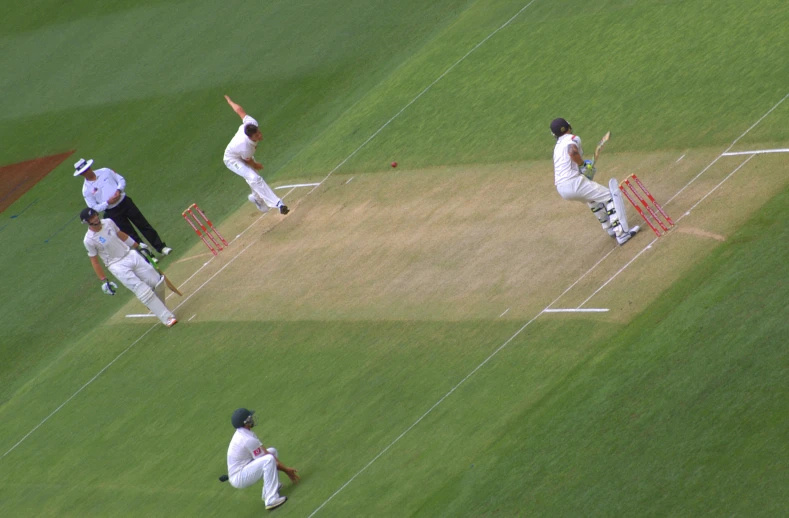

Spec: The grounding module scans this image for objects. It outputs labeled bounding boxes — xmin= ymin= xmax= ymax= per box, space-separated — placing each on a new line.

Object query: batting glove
xmin=137 ymin=246 xmax=158 ymax=265
xmin=138 ymin=243 xmax=149 ymax=250
xmin=101 ymin=279 xmax=118 ymax=295
xmin=580 ymin=160 xmax=597 ymax=180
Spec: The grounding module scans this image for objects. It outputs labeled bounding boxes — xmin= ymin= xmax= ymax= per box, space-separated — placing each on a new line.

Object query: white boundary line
xmin=721 ymin=148 xmax=789 ymax=156
xmin=307 ymin=91 xmax=789 ymax=515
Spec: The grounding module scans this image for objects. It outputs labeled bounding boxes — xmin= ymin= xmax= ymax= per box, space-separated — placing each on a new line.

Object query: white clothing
xmin=224 ymin=158 xmax=282 ymax=209
xmin=84 ymin=219 xmax=131 ymax=266
xmin=227 ymin=428 xmax=281 ymax=505
xmin=553 ymin=133 xmax=583 ymax=185
xmin=107 ymin=251 xmax=174 ymax=324
xmin=553 ymin=135 xmax=625 ymax=239
xmin=84 ymin=219 xmax=173 ymax=324
xmin=82 ymin=168 xmax=127 ymax=212
xmin=555 ymin=175 xmax=612 ymax=204
xmin=224 ymin=115 xmax=259 ymax=161
xmin=222 ymin=114 xmax=282 ymax=209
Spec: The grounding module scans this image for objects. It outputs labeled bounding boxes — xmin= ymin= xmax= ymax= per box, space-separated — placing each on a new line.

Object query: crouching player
xmin=80 ymin=208 xmax=177 ymax=327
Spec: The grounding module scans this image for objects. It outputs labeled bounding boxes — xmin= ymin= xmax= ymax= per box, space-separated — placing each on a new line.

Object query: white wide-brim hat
xmin=73 ymin=158 xmax=94 ymax=176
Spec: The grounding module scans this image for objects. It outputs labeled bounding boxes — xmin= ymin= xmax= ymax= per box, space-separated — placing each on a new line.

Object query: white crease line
xmin=680 ymin=155 xmax=754 ymax=217
xmin=578 ymin=153 xmax=756 ymax=309
xmin=125 ymin=314 xmax=156 ymax=318
xmin=498 ymin=308 xmax=510 ymax=318
xmin=665 ymin=90 xmax=789 ymax=206
xmin=345 ymin=176 xmax=355 ymax=185
xmin=721 ymin=148 xmax=789 ymax=156
xmin=306 ymin=0 xmax=541 ymax=198
xmin=676 ymin=153 xmax=686 ymax=163
xmin=308 ymin=2 xmax=543 ymax=515
xmin=188 ymin=314 xmax=197 ymax=322
xmin=274 ymin=183 xmax=321 ymax=190
xmin=309 ymin=89 xmax=789 ymax=516
xmin=544 ymin=308 xmax=609 ymax=313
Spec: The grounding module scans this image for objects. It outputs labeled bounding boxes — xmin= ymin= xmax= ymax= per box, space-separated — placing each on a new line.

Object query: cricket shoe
xmin=165 ymin=317 xmax=178 ymax=328
xmin=248 ymin=194 xmax=270 ymax=213
xmin=265 ymin=495 xmax=287 ymax=510
xmin=616 ymin=226 xmax=641 ymax=246
xmin=161 ymin=247 xmax=173 ymax=256
xmin=279 ymin=203 xmax=289 ymax=215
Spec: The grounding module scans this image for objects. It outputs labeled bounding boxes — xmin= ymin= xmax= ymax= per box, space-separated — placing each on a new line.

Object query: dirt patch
xmin=0 ymin=151 xmax=74 ymax=213
xmin=110 ymin=146 xmax=789 ymax=325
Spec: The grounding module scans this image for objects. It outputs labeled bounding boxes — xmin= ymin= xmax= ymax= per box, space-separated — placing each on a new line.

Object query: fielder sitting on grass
xmin=80 ymin=208 xmax=177 ymax=327
xmin=226 ymin=408 xmax=299 ymax=511
xmin=223 ymin=95 xmax=289 ymax=215
xmin=551 ymin=117 xmax=639 ymax=246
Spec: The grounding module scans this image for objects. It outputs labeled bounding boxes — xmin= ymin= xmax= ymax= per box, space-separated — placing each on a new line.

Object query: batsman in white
xmin=81 ymin=208 xmax=177 ymax=327
xmin=223 ymin=95 xmax=289 ymax=215
xmin=226 ymin=408 xmax=299 ymax=511
xmin=550 ymin=118 xmax=639 ymax=246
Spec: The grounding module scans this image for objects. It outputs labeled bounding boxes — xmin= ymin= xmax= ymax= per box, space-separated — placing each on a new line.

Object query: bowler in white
xmin=223 ymin=95 xmax=289 ymax=215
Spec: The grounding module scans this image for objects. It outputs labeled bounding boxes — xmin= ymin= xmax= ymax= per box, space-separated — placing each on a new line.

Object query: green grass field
xmin=2 ymin=0 xmax=788 ymax=516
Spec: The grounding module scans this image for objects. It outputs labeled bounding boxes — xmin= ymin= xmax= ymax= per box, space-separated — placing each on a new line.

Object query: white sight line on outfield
xmin=721 ymin=148 xmax=789 ymax=156
xmin=309 ymin=90 xmax=789 ymax=514
xmin=125 ymin=314 xmax=156 ymax=318
xmin=3 ymin=0 xmax=543 ymax=465
xmin=306 ymin=0 xmax=542 ymax=193
xmin=2 ymin=327 xmax=157 ymax=459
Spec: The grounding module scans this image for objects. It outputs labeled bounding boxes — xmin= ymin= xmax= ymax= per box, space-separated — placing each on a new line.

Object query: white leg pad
xmin=609 ymin=178 xmax=630 ymax=233
xmin=154 ymin=276 xmax=166 ymax=302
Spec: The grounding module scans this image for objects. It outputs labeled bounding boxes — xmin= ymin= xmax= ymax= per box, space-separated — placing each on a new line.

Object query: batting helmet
xmin=80 ymin=207 xmax=99 ymax=224
xmin=550 ymin=118 xmax=572 ymax=138
xmin=231 ymin=408 xmax=256 ymax=429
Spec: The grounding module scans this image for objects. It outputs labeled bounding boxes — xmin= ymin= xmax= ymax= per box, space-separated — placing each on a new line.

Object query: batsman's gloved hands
xmin=137 ymin=243 xmax=149 ymax=250
xmin=580 ymin=159 xmax=597 ymax=180
xmin=137 ymin=246 xmax=158 ymax=265
xmin=101 ymin=279 xmax=118 ymax=295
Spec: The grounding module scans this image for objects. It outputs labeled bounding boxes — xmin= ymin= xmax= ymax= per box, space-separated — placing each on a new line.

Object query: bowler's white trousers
xmin=107 ymin=251 xmax=173 ymax=324
xmin=229 ymin=447 xmax=280 ymax=505
xmin=224 ymin=158 xmax=282 ymax=209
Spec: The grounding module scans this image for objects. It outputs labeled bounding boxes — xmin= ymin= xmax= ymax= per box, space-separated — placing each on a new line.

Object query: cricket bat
xmin=592 ymin=131 xmax=611 ymax=166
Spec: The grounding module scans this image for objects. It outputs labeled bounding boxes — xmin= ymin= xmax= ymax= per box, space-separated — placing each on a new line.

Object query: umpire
xmin=74 ymin=158 xmax=172 ymax=256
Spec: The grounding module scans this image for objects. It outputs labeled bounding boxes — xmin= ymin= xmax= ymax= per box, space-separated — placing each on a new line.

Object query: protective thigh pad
xmin=609 ymin=178 xmax=630 ymax=232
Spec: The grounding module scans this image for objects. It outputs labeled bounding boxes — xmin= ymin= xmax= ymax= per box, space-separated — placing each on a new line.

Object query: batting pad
xmin=609 ymin=178 xmax=631 ymax=232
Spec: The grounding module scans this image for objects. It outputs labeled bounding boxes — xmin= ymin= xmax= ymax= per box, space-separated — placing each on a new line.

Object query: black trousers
xmin=104 ymin=195 xmax=166 ymax=252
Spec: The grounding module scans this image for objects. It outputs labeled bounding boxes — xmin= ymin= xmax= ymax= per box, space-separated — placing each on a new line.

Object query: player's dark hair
xmin=244 ymin=124 xmax=259 ymax=137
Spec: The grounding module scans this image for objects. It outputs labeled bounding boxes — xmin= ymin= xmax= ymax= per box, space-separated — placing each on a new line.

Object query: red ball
xmin=391 ymin=161 xmax=398 ymax=168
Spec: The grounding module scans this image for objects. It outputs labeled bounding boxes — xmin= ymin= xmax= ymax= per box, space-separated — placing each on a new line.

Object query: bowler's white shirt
xmin=553 ymin=134 xmax=583 ymax=185
xmin=227 ymin=427 xmax=266 ymax=477
xmin=84 ymin=219 xmax=130 ymax=266
xmin=224 ymin=115 xmax=259 ymax=161
xmin=82 ymin=168 xmax=127 ymax=212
